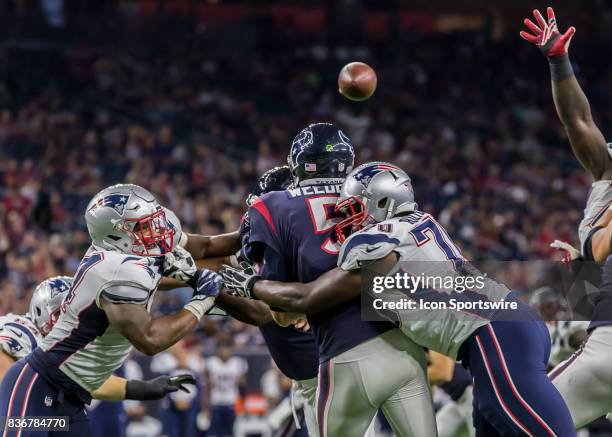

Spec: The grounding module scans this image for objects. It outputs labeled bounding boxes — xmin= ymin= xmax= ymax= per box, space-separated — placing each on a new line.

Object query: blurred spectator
xmin=204 ymin=345 xmax=248 ymax=437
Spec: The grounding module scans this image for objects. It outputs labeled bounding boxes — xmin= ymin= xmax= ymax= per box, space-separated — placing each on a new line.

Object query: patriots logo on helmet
xmin=89 ymin=194 xmax=130 ymax=215
xmin=48 ymin=278 xmax=70 ymax=298
xmin=353 ymin=162 xmax=400 ymax=187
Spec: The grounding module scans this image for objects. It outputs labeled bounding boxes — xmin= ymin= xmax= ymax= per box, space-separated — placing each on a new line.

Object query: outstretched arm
xmin=520 ymin=7 xmax=610 ymax=180
xmin=223 ymin=252 xmax=398 ymax=314
xmin=101 ymin=301 xmax=199 ymax=356
xmin=101 ymin=269 xmax=220 ymax=355
xmin=184 ymin=231 xmax=241 ymax=259
xmin=252 ymin=267 xmax=362 ymax=314
xmin=552 ymin=75 xmax=608 ymax=180
xmin=214 ymin=290 xmax=273 ymax=326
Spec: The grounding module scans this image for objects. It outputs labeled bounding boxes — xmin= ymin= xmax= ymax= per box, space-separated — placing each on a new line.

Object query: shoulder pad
xmin=91 ymin=253 xmax=160 ymax=307
xmin=102 ymin=252 xmax=161 ymax=290
xmin=338 ymin=220 xmax=401 ymax=271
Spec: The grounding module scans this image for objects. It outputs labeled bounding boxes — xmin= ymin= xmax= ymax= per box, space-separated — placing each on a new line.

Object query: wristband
xmin=125 ymin=380 xmax=158 ymax=400
xmin=184 ymin=297 xmax=216 ymax=321
xmin=548 ymin=54 xmax=574 ymax=81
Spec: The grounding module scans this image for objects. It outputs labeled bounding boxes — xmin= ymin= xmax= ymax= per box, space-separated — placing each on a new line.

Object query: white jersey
xmin=36 ymin=249 xmax=162 ymax=394
xmin=0 ymin=314 xmax=41 ymax=360
xmin=207 ymin=356 xmax=247 ymax=406
xmin=547 ymin=320 xmax=589 ymax=367
xmin=338 ymin=211 xmax=513 ymax=359
xmin=579 ymin=179 xmax=612 ymax=254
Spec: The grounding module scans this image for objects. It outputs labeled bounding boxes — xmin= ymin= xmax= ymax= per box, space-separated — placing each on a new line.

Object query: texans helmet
xmin=287 ymin=123 xmax=355 ymax=186
xmin=246 ymin=165 xmax=293 ymax=207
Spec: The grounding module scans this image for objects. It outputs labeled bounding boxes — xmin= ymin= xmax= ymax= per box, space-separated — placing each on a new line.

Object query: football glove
xmin=163 ymin=246 xmax=197 ymax=287
xmin=125 ymin=374 xmax=196 ymax=400
xmin=520 ymin=7 xmax=575 ymax=58
xmin=184 ymin=268 xmax=222 ymax=320
xmin=219 ymin=262 xmax=261 ymax=299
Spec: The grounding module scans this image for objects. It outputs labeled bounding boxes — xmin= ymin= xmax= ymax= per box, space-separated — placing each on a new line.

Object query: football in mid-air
xmin=338 ymin=62 xmax=377 ymax=101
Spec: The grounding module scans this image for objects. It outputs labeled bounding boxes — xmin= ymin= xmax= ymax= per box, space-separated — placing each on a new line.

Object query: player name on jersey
xmin=287 ymin=184 xmax=341 ymax=198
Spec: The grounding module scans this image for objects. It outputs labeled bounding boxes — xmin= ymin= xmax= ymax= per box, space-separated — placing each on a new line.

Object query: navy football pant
xmin=89 ymin=401 xmax=126 ymax=437
xmin=208 ymin=405 xmax=236 ymax=437
xmin=464 ymin=321 xmax=575 ymax=436
xmin=0 ymin=360 xmax=90 ymax=437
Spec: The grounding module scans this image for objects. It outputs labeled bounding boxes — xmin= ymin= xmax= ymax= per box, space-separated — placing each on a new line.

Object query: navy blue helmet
xmin=246 ymin=165 xmax=293 ymax=207
xmin=287 ymin=123 xmax=355 ymax=186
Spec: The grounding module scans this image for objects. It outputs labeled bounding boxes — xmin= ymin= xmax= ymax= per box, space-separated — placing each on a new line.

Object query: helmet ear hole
xmin=378 ymin=197 xmax=388 ymax=208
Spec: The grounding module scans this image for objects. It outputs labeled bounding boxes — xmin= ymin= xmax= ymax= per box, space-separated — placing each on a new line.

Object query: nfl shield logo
xmin=44 ymin=396 xmax=53 ymax=407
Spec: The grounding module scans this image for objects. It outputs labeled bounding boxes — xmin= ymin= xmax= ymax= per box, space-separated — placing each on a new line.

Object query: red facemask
xmin=123 ymin=209 xmax=175 ymax=256
xmin=334 ymin=196 xmax=366 ymax=244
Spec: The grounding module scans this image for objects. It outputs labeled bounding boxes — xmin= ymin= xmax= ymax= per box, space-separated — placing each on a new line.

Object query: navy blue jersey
xmin=240 ymin=205 xmax=319 ymax=381
xmin=249 ymin=183 xmax=393 ymax=363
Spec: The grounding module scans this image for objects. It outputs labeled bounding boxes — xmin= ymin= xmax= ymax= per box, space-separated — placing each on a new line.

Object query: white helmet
xmin=29 ymin=276 xmax=72 ymax=336
xmin=85 ymin=184 xmax=175 ymax=256
xmin=335 ymin=162 xmax=417 ymax=242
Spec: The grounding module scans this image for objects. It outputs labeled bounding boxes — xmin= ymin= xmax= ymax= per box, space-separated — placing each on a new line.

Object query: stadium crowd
xmin=1 ymin=1 xmax=612 ymax=434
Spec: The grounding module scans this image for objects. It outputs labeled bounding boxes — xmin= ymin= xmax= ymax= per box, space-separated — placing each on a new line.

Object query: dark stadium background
xmin=0 ymin=0 xmax=611 ymax=434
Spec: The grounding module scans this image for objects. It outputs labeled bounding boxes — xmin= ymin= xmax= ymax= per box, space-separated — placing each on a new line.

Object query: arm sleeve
xmin=338 ymin=232 xmax=400 ymax=271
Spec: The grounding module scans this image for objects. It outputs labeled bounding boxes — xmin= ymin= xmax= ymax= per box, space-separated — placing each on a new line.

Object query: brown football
xmin=338 ymin=62 xmax=377 ymax=101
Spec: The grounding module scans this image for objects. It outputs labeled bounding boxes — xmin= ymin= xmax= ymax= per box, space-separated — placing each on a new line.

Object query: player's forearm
xmin=103 ymin=299 xmax=201 ymax=356
xmin=91 ymin=374 xmax=127 ymax=401
xmin=551 ymin=71 xmax=608 ymax=177
xmin=185 ymin=231 xmax=240 ymax=259
xmin=138 ymin=310 xmax=199 ymax=355
xmin=252 ymin=281 xmax=310 ymax=313
xmin=552 ymin=74 xmax=592 ymax=127
xmin=253 ymin=268 xmax=362 ymax=314
xmin=215 ymin=290 xmax=272 ymax=326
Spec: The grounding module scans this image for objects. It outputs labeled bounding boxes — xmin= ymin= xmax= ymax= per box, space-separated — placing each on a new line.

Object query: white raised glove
xmin=550 ymin=240 xmax=581 ymax=261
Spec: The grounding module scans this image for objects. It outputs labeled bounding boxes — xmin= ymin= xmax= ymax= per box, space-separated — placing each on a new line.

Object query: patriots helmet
xmin=335 ymin=161 xmax=417 ymax=242
xmin=29 ymin=276 xmax=72 ymax=336
xmin=246 ymin=165 xmax=293 ymax=207
xmin=85 ymin=184 xmax=175 ymax=256
xmin=287 ymin=123 xmax=355 ymax=186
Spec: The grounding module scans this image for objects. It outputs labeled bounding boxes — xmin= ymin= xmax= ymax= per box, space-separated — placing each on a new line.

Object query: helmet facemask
xmin=334 ymin=196 xmax=366 ymax=244
xmin=120 ymin=208 xmax=174 ymax=256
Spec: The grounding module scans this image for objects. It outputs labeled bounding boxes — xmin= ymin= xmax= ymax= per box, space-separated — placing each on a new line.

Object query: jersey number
xmin=305 ymin=195 xmax=342 ymax=255
xmin=409 ymin=218 xmax=463 ymax=268
xmin=63 ymin=253 xmax=104 ymax=308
